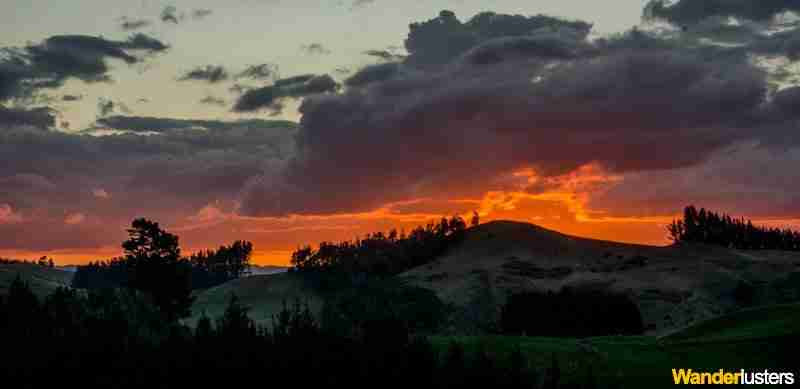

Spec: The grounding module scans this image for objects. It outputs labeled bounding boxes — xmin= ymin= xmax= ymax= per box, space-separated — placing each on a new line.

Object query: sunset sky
xmin=2 ymin=0 xmax=800 ymax=265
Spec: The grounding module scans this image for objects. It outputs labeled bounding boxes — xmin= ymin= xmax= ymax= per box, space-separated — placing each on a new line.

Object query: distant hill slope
xmin=0 ymin=263 xmax=74 ymax=298
xmin=401 ymin=220 xmax=800 ymax=333
xmin=188 ymin=272 xmax=320 ymax=327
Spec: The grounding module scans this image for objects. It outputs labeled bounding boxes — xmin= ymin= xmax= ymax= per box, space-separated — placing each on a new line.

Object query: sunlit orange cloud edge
xmin=4 ymin=164 xmax=800 ymax=265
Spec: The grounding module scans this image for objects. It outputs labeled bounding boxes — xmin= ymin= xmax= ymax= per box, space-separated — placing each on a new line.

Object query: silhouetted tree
xmin=669 ymin=205 xmax=800 ymax=251
xmin=216 ymin=294 xmax=256 ymax=340
xmin=189 ymin=240 xmax=253 ymax=289
xmin=471 ymin=211 xmax=480 ymax=227
xmin=290 ymin=215 xmax=467 ymax=276
xmin=123 ymin=218 xmax=194 ymax=321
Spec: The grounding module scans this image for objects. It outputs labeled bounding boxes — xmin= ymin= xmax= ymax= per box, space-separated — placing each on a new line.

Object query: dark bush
xmin=500 ymin=287 xmax=645 ymax=337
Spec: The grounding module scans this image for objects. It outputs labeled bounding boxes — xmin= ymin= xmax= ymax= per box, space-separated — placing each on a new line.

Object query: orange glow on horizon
xmin=5 ymin=164 xmax=800 ymax=267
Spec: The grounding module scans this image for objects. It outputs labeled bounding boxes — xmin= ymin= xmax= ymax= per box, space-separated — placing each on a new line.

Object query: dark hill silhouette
xmin=401 ymin=220 xmax=800 ymax=334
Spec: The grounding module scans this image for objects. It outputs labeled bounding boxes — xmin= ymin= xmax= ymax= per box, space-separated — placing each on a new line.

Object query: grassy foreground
xmin=432 ymin=303 xmax=800 ymax=388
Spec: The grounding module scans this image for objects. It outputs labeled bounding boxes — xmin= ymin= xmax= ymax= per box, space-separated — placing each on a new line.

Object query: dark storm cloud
xmin=5 ymin=4 xmax=800 ymax=256
xmin=0 ymin=117 xmax=296 ymax=250
xmin=239 ymin=9 xmax=798 ymax=218
xmin=233 ymin=74 xmax=339 ymax=113
xmin=404 ymin=10 xmax=592 ymax=68
xmin=0 ymin=33 xmax=168 ymax=101
xmin=178 ymin=65 xmax=230 ymax=83
xmin=459 ymin=34 xmax=590 ymax=66
xmin=0 ymin=106 xmax=56 ymax=129
xmin=119 ymin=17 xmax=152 ymax=31
xmin=645 ymin=0 xmax=800 ymax=25
xmin=751 ymin=28 xmax=800 ymax=59
xmin=300 ymin=43 xmax=332 ymax=56
xmin=236 ymin=63 xmax=279 ymax=81
xmin=587 ymin=143 xmax=800 ymax=218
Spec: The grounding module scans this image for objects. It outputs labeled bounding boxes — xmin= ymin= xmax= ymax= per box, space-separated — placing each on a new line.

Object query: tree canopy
xmin=668 ymin=206 xmax=800 ymax=250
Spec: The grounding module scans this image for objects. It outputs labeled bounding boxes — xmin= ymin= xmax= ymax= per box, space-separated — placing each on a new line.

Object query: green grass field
xmin=431 ymin=304 xmax=800 ymax=388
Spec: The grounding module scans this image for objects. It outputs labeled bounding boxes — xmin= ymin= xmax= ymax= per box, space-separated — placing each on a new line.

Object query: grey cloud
xmin=0 ymin=33 xmax=168 ymax=101
xmin=233 ymin=74 xmax=339 ymax=113
xmin=161 ymin=6 xmax=180 ymax=24
xmin=459 ymin=35 xmax=589 ymax=66
xmin=0 ymin=106 xmax=56 ymax=129
xmin=160 ymin=6 xmax=212 ymax=24
xmin=588 ymin=143 xmax=800 ymax=217
xmin=178 ymin=65 xmax=229 ymax=83
xmin=192 ymin=9 xmax=213 ymax=20
xmin=364 ymin=49 xmax=405 ymax=62
xmin=236 ymin=63 xmax=279 ymax=81
xmin=645 ymin=0 xmax=800 ymax=25
xmin=344 ymin=62 xmax=404 ymax=87
xmin=404 ymin=10 xmax=592 ymax=68
xmin=119 ymin=17 xmax=152 ymax=31
xmin=97 ymin=98 xmax=131 ymax=117
xmin=0 ymin=117 xmax=297 ymax=250
xmin=751 ymin=28 xmax=800 ymax=59
xmin=124 ymin=33 xmax=169 ymax=51
xmin=61 ymin=94 xmax=83 ymax=102
xmin=199 ymin=96 xmax=227 ymax=106
xmin=351 ymin=0 xmax=375 ymax=8
xmin=95 ymin=115 xmax=297 ymax=133
xmin=240 ymin=8 xmax=789 ymax=217
xmin=300 ymin=43 xmax=331 ymax=56
xmin=334 ymin=67 xmax=352 ymax=76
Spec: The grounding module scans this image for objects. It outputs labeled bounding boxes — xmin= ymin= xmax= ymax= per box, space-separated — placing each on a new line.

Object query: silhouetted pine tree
xmin=290 ymin=215 xmax=467 ymax=275
xmin=668 ymin=206 xmax=800 ymax=251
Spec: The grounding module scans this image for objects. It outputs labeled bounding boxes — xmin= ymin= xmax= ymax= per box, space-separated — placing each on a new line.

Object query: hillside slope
xmin=401 ymin=221 xmax=800 ymax=333
xmin=0 ymin=263 xmax=74 ymax=297
xmin=188 ymin=272 xmax=320 ymax=327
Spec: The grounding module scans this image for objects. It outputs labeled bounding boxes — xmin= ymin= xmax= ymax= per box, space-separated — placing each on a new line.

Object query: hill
xmin=401 ymin=220 xmax=800 ymax=333
xmin=0 ymin=263 xmax=74 ymax=297
xmin=187 ymin=272 xmax=320 ymax=327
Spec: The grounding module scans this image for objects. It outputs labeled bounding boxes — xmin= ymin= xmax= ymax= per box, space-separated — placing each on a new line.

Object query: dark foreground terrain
xmin=1 ymin=219 xmax=798 ymax=387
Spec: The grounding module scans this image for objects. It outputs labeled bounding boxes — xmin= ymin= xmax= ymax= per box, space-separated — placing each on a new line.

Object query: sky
xmin=2 ymin=0 xmax=800 ymax=265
